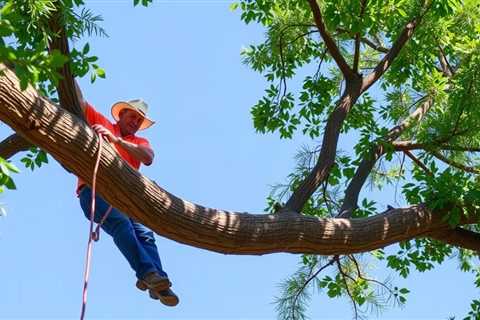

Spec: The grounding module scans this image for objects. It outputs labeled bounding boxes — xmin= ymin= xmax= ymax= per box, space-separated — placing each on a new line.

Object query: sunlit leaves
xmin=20 ymin=147 xmax=48 ymax=171
xmin=0 ymin=157 xmax=19 ymax=191
xmin=0 ymin=0 xmax=107 ymax=92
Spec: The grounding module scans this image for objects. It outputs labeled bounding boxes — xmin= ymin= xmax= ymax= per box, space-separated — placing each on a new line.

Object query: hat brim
xmin=111 ymin=101 xmax=155 ymax=131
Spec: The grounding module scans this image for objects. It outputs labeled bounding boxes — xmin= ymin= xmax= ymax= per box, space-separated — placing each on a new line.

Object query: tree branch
xmin=285 ymin=82 xmax=362 ymax=212
xmin=429 ymin=150 xmax=480 ymax=174
xmin=1 ymin=63 xmax=479 ymax=255
xmin=393 ymin=141 xmax=480 ymax=152
xmin=336 ymin=28 xmax=389 ymax=54
xmin=307 ymin=0 xmax=356 ymax=80
xmin=438 ymin=45 xmax=454 ymax=78
xmin=404 ymin=150 xmax=433 ymax=176
xmin=429 ymin=228 xmax=480 ymax=252
xmin=0 ymin=133 xmax=32 ymax=160
xmin=339 ymin=97 xmax=433 ymax=217
xmin=47 ymin=8 xmax=84 ymax=118
xmin=361 ymin=12 xmax=425 ymax=93
xmin=352 ymin=0 xmax=367 ymax=73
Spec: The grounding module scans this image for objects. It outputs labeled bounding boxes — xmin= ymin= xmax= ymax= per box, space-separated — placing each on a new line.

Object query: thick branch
xmin=307 ymin=0 xmax=356 ymax=80
xmin=48 ymin=9 xmax=84 ymax=118
xmin=1 ymin=63 xmax=479 ymax=255
xmin=285 ymin=82 xmax=362 ymax=212
xmin=429 ymin=228 xmax=480 ymax=252
xmin=339 ymin=98 xmax=433 ymax=217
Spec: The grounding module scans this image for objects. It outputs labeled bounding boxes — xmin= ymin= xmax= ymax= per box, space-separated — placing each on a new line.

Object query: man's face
xmin=118 ymin=109 xmax=144 ymax=136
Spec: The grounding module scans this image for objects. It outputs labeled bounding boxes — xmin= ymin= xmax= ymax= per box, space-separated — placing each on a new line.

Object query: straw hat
xmin=111 ymin=99 xmax=155 ymax=130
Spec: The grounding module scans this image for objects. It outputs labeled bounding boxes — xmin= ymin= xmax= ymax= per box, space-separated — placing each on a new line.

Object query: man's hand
xmin=91 ymin=124 xmax=154 ymax=166
xmin=92 ymin=124 xmax=119 ymax=143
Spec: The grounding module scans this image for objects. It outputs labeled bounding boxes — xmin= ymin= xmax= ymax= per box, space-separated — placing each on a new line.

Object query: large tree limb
xmin=307 ymin=0 xmax=356 ymax=80
xmin=2 ymin=63 xmax=478 ymax=255
xmin=429 ymin=228 xmax=480 ymax=252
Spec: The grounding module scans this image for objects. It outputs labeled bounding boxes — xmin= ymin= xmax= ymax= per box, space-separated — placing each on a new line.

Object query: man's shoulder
xmin=84 ymin=101 xmax=112 ymax=127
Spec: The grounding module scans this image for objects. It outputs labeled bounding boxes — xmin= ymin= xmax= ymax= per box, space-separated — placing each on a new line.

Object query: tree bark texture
xmin=0 ymin=133 xmax=32 ymax=159
xmin=0 ymin=64 xmax=478 ymax=254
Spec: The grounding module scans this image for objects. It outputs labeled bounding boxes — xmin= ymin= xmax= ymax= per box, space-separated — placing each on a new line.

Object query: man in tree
xmin=75 ymin=82 xmax=179 ymax=307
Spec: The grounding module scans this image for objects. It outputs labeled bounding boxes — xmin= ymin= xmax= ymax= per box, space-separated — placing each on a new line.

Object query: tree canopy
xmin=0 ymin=0 xmax=479 ymax=319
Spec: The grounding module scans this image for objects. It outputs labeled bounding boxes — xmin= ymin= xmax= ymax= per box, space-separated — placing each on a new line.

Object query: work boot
xmin=136 ymin=272 xmax=171 ymax=293
xmin=149 ymin=288 xmax=179 ymax=307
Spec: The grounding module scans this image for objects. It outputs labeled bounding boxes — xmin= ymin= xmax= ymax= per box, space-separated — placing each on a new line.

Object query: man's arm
xmin=91 ymin=124 xmax=154 ymax=166
xmin=116 ymin=138 xmax=154 ymax=166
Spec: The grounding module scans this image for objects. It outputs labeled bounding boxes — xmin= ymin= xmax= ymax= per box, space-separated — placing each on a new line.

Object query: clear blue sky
xmin=0 ymin=1 xmax=477 ymax=319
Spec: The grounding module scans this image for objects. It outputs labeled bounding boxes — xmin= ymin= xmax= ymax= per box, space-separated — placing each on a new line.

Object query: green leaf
xmin=4 ymin=176 xmax=16 ymax=190
xmin=83 ymin=43 xmax=90 ymax=55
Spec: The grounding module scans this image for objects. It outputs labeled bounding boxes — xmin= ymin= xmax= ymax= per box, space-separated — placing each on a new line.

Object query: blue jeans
xmin=79 ymin=186 xmax=168 ymax=280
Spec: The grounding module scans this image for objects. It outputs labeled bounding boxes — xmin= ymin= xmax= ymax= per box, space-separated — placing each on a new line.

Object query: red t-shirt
xmin=77 ymin=102 xmax=152 ymax=193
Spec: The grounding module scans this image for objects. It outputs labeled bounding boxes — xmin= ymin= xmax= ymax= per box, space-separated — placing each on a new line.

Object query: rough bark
xmin=0 ymin=64 xmax=478 ymax=255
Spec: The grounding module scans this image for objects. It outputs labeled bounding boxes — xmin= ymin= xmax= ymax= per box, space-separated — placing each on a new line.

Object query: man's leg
xmin=78 ymin=186 xmax=164 ymax=281
xmin=131 ymin=221 xmax=167 ymax=277
xmin=131 ymin=220 xmax=179 ymax=306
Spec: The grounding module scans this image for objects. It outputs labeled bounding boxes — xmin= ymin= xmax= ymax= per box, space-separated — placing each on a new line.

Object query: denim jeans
xmin=78 ymin=186 xmax=168 ymax=280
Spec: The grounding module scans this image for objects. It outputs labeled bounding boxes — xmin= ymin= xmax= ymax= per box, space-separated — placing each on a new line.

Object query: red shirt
xmin=77 ymin=102 xmax=152 ymax=192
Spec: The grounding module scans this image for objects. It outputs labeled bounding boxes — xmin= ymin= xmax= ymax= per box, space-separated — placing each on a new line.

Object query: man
xmin=75 ymin=83 xmax=179 ymax=307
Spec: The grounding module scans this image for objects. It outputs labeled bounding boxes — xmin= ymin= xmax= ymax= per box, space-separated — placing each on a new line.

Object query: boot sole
xmin=136 ymin=278 xmax=171 ymax=292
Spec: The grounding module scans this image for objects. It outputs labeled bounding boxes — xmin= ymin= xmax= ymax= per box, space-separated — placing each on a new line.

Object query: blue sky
xmin=0 ymin=1 xmax=477 ymax=319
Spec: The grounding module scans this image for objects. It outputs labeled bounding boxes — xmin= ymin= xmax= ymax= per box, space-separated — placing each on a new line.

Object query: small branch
xmin=438 ymin=45 xmax=454 ymax=78
xmin=352 ymin=0 xmax=367 ymax=73
xmin=404 ymin=150 xmax=433 ymax=176
xmin=336 ymin=27 xmax=389 ymax=53
xmin=0 ymin=134 xmax=32 ymax=160
xmin=429 ymin=150 xmax=480 ymax=174
xmin=336 ymin=259 xmax=359 ymax=320
xmin=361 ymin=6 xmax=428 ymax=93
xmin=307 ymin=0 xmax=356 ymax=80
xmin=393 ymin=141 xmax=480 ymax=152
xmin=353 ymin=33 xmax=361 ymax=73
xmin=291 ymin=257 xmax=336 ymax=319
